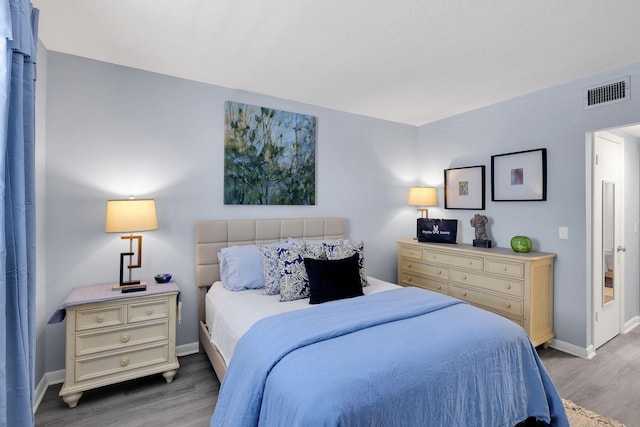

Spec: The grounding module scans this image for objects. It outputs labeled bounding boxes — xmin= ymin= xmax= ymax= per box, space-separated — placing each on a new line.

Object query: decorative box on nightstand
xmin=51 ymin=280 xmax=180 ymax=408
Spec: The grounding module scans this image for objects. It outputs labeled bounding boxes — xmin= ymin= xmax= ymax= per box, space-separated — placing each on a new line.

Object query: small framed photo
xmin=491 ymin=148 xmax=547 ymax=201
xmin=444 ymin=165 xmax=485 ymax=209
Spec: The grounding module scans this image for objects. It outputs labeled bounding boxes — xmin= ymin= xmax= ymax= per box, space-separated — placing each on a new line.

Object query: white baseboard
xmin=33 ymin=341 xmax=200 ymax=414
xmin=177 ymin=341 xmax=199 ymax=356
xmin=547 ymin=338 xmax=595 ymax=359
xmin=623 ymin=315 xmax=640 ymax=334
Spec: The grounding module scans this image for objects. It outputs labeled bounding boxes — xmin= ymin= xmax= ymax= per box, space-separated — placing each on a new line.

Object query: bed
xmin=195 ymin=217 xmax=568 ymax=426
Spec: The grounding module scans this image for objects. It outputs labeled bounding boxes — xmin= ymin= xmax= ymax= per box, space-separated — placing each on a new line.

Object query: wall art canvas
xmin=224 ymin=101 xmax=316 ymax=205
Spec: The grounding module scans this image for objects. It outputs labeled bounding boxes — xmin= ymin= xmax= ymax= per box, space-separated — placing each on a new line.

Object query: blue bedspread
xmin=211 ymin=287 xmax=568 ymax=427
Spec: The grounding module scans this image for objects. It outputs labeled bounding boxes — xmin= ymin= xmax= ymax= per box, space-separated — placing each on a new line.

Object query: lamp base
xmin=112 ymin=280 xmax=147 ymax=291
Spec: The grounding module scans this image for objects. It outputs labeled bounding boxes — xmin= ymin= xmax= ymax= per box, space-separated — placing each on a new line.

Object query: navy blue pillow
xmin=304 ymin=253 xmax=363 ymax=304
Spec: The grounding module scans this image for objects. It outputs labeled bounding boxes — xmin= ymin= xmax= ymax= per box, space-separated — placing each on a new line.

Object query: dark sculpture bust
xmin=470 ymin=214 xmax=491 ymax=247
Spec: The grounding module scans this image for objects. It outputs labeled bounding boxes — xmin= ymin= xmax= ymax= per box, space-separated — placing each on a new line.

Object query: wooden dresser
xmin=58 ymin=282 xmax=180 ymax=408
xmin=397 ymin=239 xmax=556 ymax=347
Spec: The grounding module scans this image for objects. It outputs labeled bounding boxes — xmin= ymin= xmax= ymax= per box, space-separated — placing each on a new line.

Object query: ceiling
xmin=32 ymin=1 xmax=640 ymax=127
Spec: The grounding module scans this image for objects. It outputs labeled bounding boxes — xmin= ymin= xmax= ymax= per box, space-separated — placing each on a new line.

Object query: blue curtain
xmin=0 ymin=0 xmax=38 ymax=426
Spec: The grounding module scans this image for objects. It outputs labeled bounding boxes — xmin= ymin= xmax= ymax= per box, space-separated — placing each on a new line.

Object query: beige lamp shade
xmin=408 ymin=187 xmax=437 ymax=207
xmin=105 ymin=199 xmax=158 ymax=233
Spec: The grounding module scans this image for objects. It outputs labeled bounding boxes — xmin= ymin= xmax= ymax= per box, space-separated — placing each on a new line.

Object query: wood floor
xmin=35 ymin=352 xmax=220 ymax=427
xmin=537 ymin=326 xmax=640 ymax=426
xmin=36 ymin=329 xmax=639 ymax=426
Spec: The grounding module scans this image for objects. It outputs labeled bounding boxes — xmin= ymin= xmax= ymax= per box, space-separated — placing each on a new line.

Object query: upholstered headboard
xmin=194 ymin=217 xmax=345 ymax=321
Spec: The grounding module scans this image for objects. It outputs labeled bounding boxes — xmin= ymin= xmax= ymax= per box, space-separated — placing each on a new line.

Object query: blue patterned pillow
xmin=323 ymin=241 xmax=368 ymax=287
xmin=279 ymin=244 xmax=326 ymax=302
xmin=259 ymin=243 xmax=306 ymax=296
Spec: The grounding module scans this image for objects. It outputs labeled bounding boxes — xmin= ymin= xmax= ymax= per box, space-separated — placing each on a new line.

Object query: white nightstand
xmin=54 ymin=281 xmax=180 ymax=408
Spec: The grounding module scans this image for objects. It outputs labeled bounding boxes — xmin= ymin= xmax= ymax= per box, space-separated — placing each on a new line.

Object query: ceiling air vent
xmin=584 ymin=76 xmax=630 ymax=109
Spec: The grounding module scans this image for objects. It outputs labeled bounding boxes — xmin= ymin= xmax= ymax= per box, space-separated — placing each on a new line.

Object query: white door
xmin=592 ymin=132 xmax=624 ymax=349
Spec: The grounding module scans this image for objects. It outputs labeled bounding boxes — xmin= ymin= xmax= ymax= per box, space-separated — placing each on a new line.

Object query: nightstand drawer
xmin=399 ymin=259 xmax=449 ymax=280
xmin=485 ymin=258 xmax=524 ymax=278
xmin=75 ymin=342 xmax=169 ymax=382
xmin=452 ymin=285 xmax=523 ymax=317
xmin=399 ymin=272 xmax=448 ymax=294
xmin=128 ymin=298 xmax=170 ymax=323
xmin=451 ymin=269 xmax=524 ymax=298
xmin=76 ymin=306 xmax=124 ymax=331
xmin=423 ymin=250 xmax=483 ymax=271
xmin=76 ymin=320 xmax=169 ymax=356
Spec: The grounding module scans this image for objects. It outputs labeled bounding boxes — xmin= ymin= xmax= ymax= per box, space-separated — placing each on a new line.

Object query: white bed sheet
xmin=205 ymin=276 xmax=400 ymax=365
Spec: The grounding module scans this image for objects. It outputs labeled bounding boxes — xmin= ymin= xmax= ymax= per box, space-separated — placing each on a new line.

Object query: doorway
xmin=591 ymin=131 xmax=624 ymax=349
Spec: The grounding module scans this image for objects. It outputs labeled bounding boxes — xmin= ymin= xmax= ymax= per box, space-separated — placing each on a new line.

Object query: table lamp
xmin=408 ymin=187 xmax=437 ymax=218
xmin=105 ymin=198 xmax=158 ymax=289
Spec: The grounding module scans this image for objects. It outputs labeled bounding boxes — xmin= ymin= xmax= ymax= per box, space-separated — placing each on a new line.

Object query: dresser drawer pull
xmin=96 ymin=314 xmax=104 ymax=323
xmin=407 ymin=277 xmax=412 ymax=283
xmin=120 ymin=333 xmax=131 ymax=343
xmin=505 ymin=284 xmax=512 ymax=290
xmin=503 ymin=266 xmax=508 ymax=271
xmin=462 ymin=291 xmax=467 ymax=297
xmin=145 ymin=308 xmax=154 ymax=315
xmin=462 ymin=275 xmax=467 ymax=280
xmin=504 ymin=302 xmax=511 ymax=309
xmin=437 ymin=285 xmax=442 ymax=290
xmin=120 ymin=356 xmax=129 ymax=367
xmin=437 ymin=270 xmax=442 ymax=275
xmin=407 ymin=263 xmax=412 ymax=268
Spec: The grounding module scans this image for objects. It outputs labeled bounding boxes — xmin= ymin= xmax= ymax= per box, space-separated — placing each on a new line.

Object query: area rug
xmin=563 ymin=399 xmax=625 ymax=427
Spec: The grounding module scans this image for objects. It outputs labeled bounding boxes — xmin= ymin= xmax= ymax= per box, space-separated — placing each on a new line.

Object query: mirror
xmin=602 ymin=181 xmax=615 ymax=304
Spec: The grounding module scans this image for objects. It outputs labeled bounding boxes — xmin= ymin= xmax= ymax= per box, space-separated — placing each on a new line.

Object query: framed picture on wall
xmin=444 ymin=165 xmax=486 ymax=209
xmin=491 ymin=148 xmax=547 ymax=201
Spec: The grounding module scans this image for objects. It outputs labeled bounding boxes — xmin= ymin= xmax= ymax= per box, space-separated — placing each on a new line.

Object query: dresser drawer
xmin=451 ymin=269 xmax=524 ymax=298
xmin=76 ymin=320 xmax=169 ymax=356
xmin=76 ymin=306 xmax=124 ymax=331
xmin=398 ymin=245 xmax=423 ymax=260
xmin=399 ymin=272 xmax=448 ymax=294
xmin=485 ymin=258 xmax=524 ymax=279
xmin=128 ymin=298 xmax=170 ymax=323
xmin=423 ymin=250 xmax=483 ymax=271
xmin=75 ymin=342 xmax=169 ymax=382
xmin=399 ymin=259 xmax=449 ymax=281
xmin=451 ymin=285 xmax=524 ymax=317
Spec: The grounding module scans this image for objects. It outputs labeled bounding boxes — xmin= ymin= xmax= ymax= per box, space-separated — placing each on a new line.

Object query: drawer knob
xmin=437 ymin=285 xmax=442 ymax=290
xmin=503 ymin=266 xmax=508 ymax=271
xmin=437 ymin=270 xmax=442 ymax=275
xmin=96 ymin=314 xmax=104 ymax=323
xmin=120 ymin=333 xmax=130 ymax=343
xmin=146 ymin=308 xmax=153 ymax=315
xmin=462 ymin=291 xmax=467 ymax=297
xmin=408 ymin=263 xmax=412 ymax=268
xmin=120 ymin=356 xmax=129 ymax=367
xmin=407 ymin=277 xmax=412 ymax=282
xmin=462 ymin=275 xmax=467 ymax=280
xmin=506 ymin=284 xmax=512 ymax=290
xmin=505 ymin=302 xmax=511 ymax=308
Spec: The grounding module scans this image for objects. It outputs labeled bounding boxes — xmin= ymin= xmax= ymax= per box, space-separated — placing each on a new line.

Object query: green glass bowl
xmin=510 ymin=236 xmax=532 ymax=253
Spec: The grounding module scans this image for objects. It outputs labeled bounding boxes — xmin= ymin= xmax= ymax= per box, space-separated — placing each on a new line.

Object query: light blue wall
xmin=416 ymin=62 xmax=640 ymax=348
xmin=42 ymin=52 xmax=419 ymax=372
xmin=39 ymin=49 xmax=640 ymax=375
